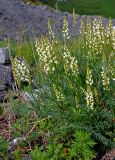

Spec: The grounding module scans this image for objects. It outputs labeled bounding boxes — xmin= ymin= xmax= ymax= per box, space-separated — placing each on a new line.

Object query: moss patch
xmin=22 ymin=0 xmax=41 ymax=5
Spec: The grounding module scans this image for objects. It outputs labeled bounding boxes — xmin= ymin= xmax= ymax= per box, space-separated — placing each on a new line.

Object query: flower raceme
xmin=63 ymin=44 xmax=79 ymax=76
xmin=85 ymin=68 xmax=94 ymax=109
xmin=35 ymin=36 xmax=57 ymax=75
xmin=62 ymin=16 xmax=70 ymax=40
xmin=11 ymin=57 xmax=31 ymax=86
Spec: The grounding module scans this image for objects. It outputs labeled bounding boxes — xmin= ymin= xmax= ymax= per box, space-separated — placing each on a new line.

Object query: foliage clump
xmin=0 ymin=16 xmax=115 ymax=159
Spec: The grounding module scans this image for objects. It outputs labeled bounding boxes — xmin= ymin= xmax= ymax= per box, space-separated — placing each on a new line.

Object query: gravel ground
xmin=0 ymin=0 xmax=115 ymax=40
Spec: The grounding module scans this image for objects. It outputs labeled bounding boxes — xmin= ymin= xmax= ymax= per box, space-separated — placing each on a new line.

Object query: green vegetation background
xmin=23 ymin=0 xmax=115 ymax=18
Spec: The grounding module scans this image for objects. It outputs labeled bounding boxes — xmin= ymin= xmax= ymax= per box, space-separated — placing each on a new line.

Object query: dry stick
xmin=24 ymin=119 xmax=39 ymax=140
xmin=8 ymin=111 xmax=11 ymax=140
xmin=24 ymin=115 xmax=51 ymax=140
xmin=2 ymin=92 xmax=12 ymax=140
xmin=9 ymin=116 xmax=51 ymax=152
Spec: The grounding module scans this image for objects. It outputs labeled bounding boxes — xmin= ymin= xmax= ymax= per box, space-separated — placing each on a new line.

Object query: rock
xmin=0 ymin=0 xmax=115 ymax=40
xmin=0 ymin=48 xmax=10 ymax=64
xmin=0 ymin=48 xmax=14 ymax=102
xmin=22 ymin=89 xmax=39 ymax=102
xmin=81 ymin=15 xmax=87 ymax=19
xmin=0 ymin=64 xmax=14 ymax=102
xmin=8 ymin=137 xmax=25 ymax=152
xmin=0 ymin=64 xmax=14 ymax=88
xmin=101 ymin=149 xmax=115 ymax=160
xmin=0 ymin=47 xmax=35 ymax=102
xmin=0 ymin=89 xmax=7 ymax=102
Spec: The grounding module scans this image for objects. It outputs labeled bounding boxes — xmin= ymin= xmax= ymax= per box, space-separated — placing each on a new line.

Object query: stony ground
xmin=0 ymin=0 xmax=115 ymax=40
